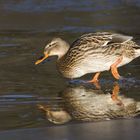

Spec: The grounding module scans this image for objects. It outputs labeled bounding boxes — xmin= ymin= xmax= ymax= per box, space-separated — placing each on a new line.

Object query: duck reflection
xmin=38 ymin=83 xmax=140 ymax=124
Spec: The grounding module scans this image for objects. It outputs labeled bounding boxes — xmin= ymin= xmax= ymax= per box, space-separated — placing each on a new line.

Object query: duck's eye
xmin=48 ymin=44 xmax=52 ymax=47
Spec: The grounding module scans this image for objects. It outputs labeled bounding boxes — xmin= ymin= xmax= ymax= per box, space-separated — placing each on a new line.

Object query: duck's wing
xmin=108 ymin=33 xmax=133 ymax=44
xmin=70 ymin=32 xmax=133 ymax=49
xmin=66 ymin=32 xmax=133 ymax=62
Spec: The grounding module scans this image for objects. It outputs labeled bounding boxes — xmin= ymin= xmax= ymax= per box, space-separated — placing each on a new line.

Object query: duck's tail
xmin=135 ymin=49 xmax=140 ymax=58
xmin=134 ymin=45 xmax=140 ymax=58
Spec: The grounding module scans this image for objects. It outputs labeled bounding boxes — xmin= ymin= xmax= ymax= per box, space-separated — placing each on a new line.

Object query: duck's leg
xmin=110 ymin=57 xmax=123 ymax=80
xmin=88 ymin=72 xmax=101 ymax=89
xmin=88 ymin=72 xmax=100 ymax=83
xmin=111 ymin=83 xmax=123 ymax=106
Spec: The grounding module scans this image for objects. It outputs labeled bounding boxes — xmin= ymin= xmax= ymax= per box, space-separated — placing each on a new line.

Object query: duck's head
xmin=35 ymin=38 xmax=69 ymax=65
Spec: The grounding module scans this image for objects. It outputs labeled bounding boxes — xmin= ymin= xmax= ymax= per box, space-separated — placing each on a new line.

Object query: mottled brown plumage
xmin=35 ymin=32 xmax=140 ymax=81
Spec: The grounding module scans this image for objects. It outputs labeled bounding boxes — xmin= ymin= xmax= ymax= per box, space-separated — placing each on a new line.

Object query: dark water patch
xmin=0 ymin=0 xmax=140 ymax=131
xmin=0 ymin=0 xmax=123 ymax=13
xmin=1 ymin=0 xmax=140 ymax=13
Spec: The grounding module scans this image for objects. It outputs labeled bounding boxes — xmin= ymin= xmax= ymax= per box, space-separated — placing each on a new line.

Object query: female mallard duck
xmin=35 ymin=32 xmax=140 ymax=83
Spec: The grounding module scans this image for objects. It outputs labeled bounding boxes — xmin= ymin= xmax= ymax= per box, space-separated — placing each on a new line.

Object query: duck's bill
xmin=35 ymin=54 xmax=49 ymax=65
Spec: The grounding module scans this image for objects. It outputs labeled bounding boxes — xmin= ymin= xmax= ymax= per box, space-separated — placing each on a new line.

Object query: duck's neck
xmin=57 ymin=41 xmax=70 ymax=59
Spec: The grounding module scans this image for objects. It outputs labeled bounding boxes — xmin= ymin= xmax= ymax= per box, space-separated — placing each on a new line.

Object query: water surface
xmin=0 ymin=0 xmax=140 ymax=131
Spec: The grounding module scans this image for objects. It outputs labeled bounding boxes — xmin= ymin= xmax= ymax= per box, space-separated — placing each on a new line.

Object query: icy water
xmin=0 ymin=0 xmax=140 ymax=131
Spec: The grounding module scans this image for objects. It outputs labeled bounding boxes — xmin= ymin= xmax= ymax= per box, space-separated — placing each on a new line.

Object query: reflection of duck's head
xmin=38 ymin=83 xmax=140 ymax=124
xmin=38 ymin=104 xmax=71 ymax=124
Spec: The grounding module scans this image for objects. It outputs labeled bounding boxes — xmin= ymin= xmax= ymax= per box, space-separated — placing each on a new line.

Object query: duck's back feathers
xmin=70 ymin=32 xmax=133 ymax=49
xmin=66 ymin=32 xmax=135 ymax=60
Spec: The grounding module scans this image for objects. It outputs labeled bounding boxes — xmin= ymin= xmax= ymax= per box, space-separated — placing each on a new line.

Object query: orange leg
xmin=88 ymin=72 xmax=100 ymax=83
xmin=88 ymin=72 xmax=101 ymax=89
xmin=110 ymin=57 xmax=123 ymax=80
xmin=111 ymin=83 xmax=123 ymax=106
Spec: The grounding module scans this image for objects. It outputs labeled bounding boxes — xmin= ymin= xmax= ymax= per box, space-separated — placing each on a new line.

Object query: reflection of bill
xmin=38 ymin=83 xmax=140 ymax=124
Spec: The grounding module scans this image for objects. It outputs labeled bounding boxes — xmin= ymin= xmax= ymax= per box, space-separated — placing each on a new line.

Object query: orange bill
xmin=35 ymin=54 xmax=49 ymax=65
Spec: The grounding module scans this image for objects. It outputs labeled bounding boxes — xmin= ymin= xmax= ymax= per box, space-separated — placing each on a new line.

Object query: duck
xmin=35 ymin=32 xmax=140 ymax=83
